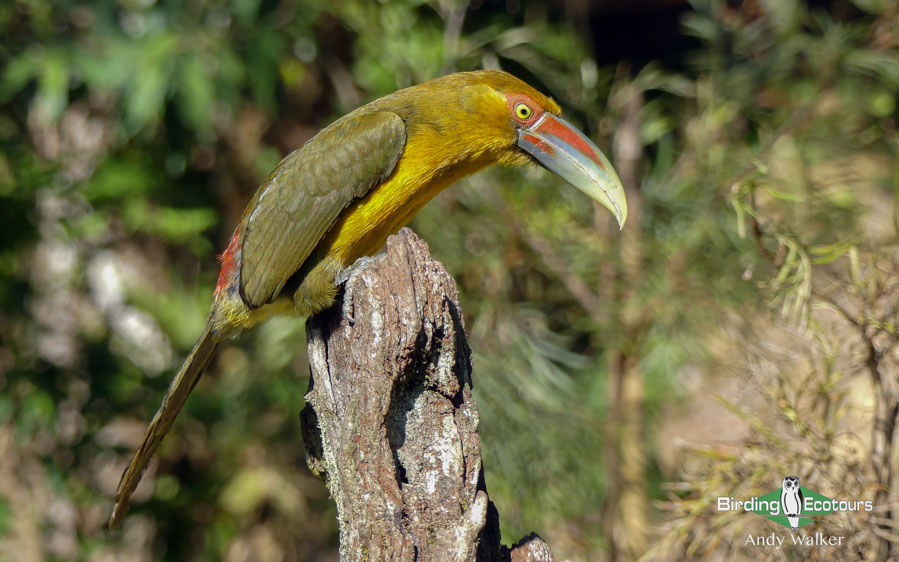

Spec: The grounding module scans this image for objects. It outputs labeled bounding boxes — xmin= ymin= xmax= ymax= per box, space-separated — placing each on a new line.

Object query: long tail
xmin=109 ymin=322 xmax=221 ymax=529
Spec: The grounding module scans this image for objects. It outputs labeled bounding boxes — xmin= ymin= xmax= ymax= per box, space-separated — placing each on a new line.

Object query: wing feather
xmin=239 ymin=111 xmax=406 ymax=307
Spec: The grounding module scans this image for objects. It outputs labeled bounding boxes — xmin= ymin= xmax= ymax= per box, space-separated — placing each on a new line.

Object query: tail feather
xmin=108 ymin=322 xmax=221 ymax=529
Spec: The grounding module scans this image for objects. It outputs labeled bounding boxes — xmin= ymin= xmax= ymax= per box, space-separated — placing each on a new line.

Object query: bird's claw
xmin=336 ymin=256 xmax=376 ymax=324
xmin=335 ymin=256 xmax=374 ymax=286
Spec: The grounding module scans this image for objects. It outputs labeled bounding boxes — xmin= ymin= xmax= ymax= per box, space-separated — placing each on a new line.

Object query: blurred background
xmin=1 ymin=0 xmax=898 ymax=560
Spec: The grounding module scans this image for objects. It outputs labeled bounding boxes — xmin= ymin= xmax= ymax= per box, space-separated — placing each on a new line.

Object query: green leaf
xmin=809 ymin=240 xmax=855 ymax=264
xmin=20 ymin=389 xmax=56 ymax=431
xmin=80 ymin=158 xmax=158 ymax=201
xmin=121 ymin=199 xmax=218 ymax=245
xmin=0 ymin=48 xmax=41 ymax=101
xmin=35 ymin=49 xmax=69 ymax=122
xmin=765 ymin=186 xmax=804 ymax=202
xmin=125 ymin=34 xmax=179 ymax=128
xmin=175 ymin=52 xmax=215 ymax=135
xmin=866 ymin=88 xmax=895 ymax=118
xmin=849 ymin=0 xmax=888 ymax=14
xmin=247 ymin=30 xmax=284 ymax=112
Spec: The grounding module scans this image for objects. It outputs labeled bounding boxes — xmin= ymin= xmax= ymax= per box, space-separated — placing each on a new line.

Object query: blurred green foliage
xmin=0 ymin=0 xmax=896 ymax=560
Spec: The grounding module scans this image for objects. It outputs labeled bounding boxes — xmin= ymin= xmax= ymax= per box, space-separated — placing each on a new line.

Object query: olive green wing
xmin=239 ymin=111 xmax=406 ymax=308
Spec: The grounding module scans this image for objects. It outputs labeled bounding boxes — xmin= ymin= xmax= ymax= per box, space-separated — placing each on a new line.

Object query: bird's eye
xmin=514 ymin=103 xmax=532 ymax=120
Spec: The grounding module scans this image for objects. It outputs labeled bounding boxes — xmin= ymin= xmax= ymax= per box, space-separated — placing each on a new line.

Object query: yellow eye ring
xmin=514 ymin=103 xmax=532 ymax=120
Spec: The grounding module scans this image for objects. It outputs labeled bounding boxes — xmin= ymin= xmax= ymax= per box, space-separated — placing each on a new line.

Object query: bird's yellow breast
xmin=318 ymin=125 xmax=498 ymax=265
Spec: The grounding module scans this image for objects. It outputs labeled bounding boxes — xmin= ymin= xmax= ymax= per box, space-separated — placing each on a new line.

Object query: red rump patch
xmin=215 ymin=223 xmax=242 ymax=296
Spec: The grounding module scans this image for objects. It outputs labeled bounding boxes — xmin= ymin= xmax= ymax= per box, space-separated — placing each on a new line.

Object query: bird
xmin=780 ymin=475 xmax=803 ymax=531
xmin=108 ymin=69 xmax=627 ymax=529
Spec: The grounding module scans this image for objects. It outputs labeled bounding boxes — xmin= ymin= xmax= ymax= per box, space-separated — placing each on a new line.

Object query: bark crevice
xmin=300 ymin=228 xmax=556 ymax=561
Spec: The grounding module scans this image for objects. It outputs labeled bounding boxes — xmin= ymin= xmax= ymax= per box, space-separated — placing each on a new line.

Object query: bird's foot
xmin=336 ymin=256 xmax=377 ymax=325
xmin=335 ymin=256 xmax=375 ymax=286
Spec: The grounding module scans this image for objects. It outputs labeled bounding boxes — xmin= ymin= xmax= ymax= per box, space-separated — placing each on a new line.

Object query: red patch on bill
xmin=534 ymin=117 xmax=607 ymax=171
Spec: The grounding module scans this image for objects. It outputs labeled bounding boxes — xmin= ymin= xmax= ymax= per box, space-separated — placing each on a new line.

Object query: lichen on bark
xmin=301 ymin=228 xmax=556 ymax=562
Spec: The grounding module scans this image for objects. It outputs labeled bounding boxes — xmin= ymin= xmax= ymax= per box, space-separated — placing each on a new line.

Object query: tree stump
xmin=300 ymin=228 xmax=557 ymax=562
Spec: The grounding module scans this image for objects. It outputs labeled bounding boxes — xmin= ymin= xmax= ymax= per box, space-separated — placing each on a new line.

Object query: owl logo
xmin=780 ymin=476 xmax=804 ymax=531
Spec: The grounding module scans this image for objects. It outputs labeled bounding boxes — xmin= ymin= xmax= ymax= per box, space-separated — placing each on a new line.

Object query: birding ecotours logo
xmin=780 ymin=476 xmax=803 ymax=530
xmin=716 ymin=476 xmax=873 ymax=530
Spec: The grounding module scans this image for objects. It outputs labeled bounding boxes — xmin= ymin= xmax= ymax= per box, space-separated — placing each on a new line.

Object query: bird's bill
xmin=517 ymin=114 xmax=627 ymax=229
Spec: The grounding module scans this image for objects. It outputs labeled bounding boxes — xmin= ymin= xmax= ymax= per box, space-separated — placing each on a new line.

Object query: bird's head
xmin=407 ymin=70 xmax=627 ymax=229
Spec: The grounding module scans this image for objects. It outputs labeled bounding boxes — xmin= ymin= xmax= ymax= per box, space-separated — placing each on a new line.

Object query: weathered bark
xmin=865 ymin=266 xmax=899 ymax=560
xmin=301 ymin=228 xmax=557 ymax=562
